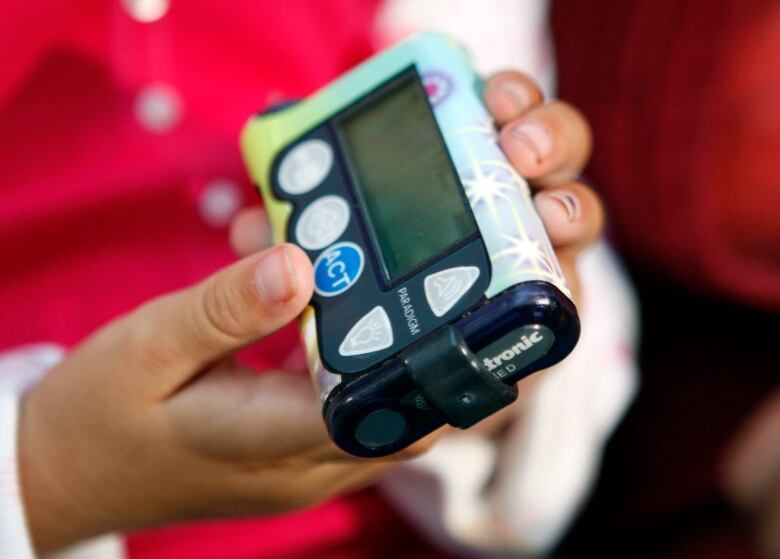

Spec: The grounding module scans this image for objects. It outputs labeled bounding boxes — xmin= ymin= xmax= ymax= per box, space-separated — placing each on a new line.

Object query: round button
xmin=295 ymin=195 xmax=350 ymax=250
xmin=313 ymin=242 xmax=364 ymax=297
xmin=355 ymin=409 xmax=407 ymax=449
xmin=278 ymin=139 xmax=333 ymax=195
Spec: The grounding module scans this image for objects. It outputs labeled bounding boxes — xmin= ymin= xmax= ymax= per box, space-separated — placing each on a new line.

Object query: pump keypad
xmin=271 ymin=125 xmax=491 ymax=375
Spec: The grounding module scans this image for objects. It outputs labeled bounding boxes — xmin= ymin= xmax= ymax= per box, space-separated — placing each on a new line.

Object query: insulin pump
xmin=241 ymin=32 xmax=579 ymax=457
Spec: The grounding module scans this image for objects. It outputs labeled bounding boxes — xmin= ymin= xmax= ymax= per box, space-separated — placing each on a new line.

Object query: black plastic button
xmin=354 ymin=409 xmax=407 ymax=448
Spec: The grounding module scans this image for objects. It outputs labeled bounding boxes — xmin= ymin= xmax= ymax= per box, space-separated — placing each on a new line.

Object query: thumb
xmin=114 ymin=244 xmax=313 ymax=397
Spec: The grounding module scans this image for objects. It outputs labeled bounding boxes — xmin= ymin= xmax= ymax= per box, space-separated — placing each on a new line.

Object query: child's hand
xmin=19 ymin=244 xmax=408 ymax=554
xmin=232 ymin=71 xmax=604 ymax=301
xmin=19 ymin=71 xmax=604 ymax=556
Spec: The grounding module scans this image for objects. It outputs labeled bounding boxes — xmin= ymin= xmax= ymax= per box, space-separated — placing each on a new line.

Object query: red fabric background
xmin=553 ymin=0 xmax=780 ymax=310
xmin=0 ymin=2 xmax=444 ymax=557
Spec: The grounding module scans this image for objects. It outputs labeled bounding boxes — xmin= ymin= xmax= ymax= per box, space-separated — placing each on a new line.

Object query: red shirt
xmin=553 ymin=0 xmax=780 ymax=311
xmin=0 ymin=1 xmax=440 ymax=557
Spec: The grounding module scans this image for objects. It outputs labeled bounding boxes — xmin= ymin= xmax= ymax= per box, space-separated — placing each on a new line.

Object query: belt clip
xmin=401 ymin=326 xmax=518 ymax=429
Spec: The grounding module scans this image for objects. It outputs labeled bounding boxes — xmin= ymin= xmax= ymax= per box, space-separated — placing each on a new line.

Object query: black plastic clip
xmin=401 ymin=326 xmax=518 ymax=429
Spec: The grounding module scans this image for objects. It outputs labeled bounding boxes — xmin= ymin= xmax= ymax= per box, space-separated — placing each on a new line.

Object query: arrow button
xmin=424 ymin=266 xmax=480 ymax=317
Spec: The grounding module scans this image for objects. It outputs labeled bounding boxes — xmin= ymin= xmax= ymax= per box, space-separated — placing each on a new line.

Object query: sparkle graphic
xmin=494 ymin=236 xmax=544 ymax=267
xmin=458 ymin=115 xmax=499 ymax=143
xmin=453 ymin=116 xmax=571 ymax=298
xmin=462 ymin=167 xmax=514 ymax=208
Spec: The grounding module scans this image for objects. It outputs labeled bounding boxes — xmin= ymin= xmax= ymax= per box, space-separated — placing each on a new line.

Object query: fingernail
xmin=498 ymin=81 xmax=532 ymax=113
xmin=255 ymin=246 xmax=297 ymax=303
xmin=510 ymin=121 xmax=553 ymax=164
xmin=536 ymin=191 xmax=581 ymax=223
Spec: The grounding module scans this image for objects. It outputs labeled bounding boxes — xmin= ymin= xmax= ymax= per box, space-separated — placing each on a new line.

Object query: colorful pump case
xmin=241 ymin=32 xmax=580 ymax=457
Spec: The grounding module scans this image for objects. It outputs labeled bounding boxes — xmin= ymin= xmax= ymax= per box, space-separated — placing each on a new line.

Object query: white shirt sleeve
xmin=374 ymin=0 xmax=557 ymax=95
xmin=380 ymin=242 xmax=640 ymax=556
xmin=0 ymin=344 xmax=125 ymax=559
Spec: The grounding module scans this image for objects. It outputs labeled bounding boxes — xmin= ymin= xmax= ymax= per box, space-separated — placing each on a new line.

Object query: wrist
xmin=18 ymin=383 xmax=120 ymax=554
xmin=17 ymin=371 xmax=198 ymax=554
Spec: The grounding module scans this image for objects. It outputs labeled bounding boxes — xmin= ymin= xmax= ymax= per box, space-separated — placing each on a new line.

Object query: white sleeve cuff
xmin=0 ymin=344 xmax=125 ymax=559
xmin=0 ymin=344 xmax=64 ymax=559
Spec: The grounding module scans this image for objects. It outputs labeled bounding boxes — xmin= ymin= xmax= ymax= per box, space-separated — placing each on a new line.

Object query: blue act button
xmin=313 ymin=242 xmax=365 ymax=297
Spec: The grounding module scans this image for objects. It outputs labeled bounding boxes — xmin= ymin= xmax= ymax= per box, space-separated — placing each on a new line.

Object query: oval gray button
xmin=278 ymin=139 xmax=333 ymax=195
xmin=295 ymin=195 xmax=350 ymax=250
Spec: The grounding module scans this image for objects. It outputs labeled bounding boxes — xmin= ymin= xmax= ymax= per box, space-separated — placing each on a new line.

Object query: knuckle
xmin=551 ymin=101 xmax=593 ymax=146
xmin=578 ymin=183 xmax=606 ymax=235
xmin=551 ymin=99 xmax=587 ymax=125
xmin=492 ymin=70 xmax=541 ymax=94
xmin=565 ymin=181 xmax=605 ymax=244
xmin=120 ymin=299 xmax=179 ymax=369
xmin=285 ymin=479 xmax=327 ymax=509
xmin=199 ymin=275 xmax=251 ymax=344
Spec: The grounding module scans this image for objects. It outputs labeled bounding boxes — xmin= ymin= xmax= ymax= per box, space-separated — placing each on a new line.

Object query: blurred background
xmin=1 ymin=1 xmax=778 ymax=558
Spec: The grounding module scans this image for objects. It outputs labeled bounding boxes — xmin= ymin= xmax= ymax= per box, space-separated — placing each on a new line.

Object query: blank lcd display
xmin=337 ymin=71 xmax=476 ymax=283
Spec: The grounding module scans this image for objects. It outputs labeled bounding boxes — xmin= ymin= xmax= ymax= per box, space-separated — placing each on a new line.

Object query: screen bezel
xmin=333 ymin=66 xmax=481 ymax=290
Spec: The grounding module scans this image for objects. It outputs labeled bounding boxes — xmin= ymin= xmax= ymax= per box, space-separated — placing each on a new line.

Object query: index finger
xmin=483 ymin=71 xmax=545 ymax=125
xmin=498 ymin=100 xmax=593 ymax=187
xmin=484 ymin=72 xmax=593 ymax=188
